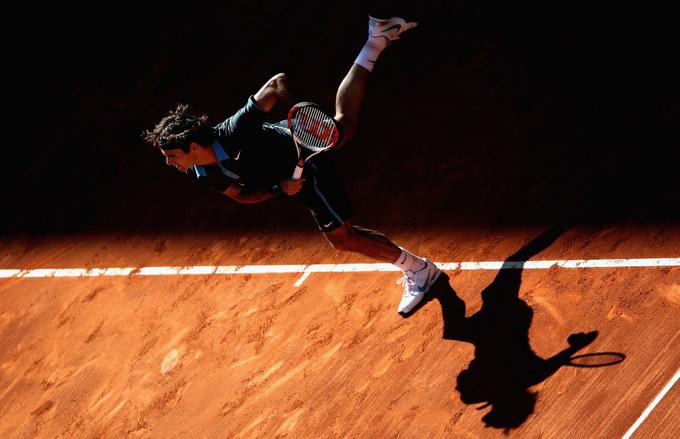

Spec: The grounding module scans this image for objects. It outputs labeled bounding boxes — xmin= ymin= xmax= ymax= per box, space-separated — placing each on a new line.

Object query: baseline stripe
xmin=0 ymin=258 xmax=677 ymax=282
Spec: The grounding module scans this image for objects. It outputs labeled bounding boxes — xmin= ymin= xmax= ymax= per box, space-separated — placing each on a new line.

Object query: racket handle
xmin=292 ymin=164 xmax=304 ymax=179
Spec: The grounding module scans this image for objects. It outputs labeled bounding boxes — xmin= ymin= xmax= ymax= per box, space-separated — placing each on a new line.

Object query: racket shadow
xmin=417 ymin=226 xmax=626 ymax=431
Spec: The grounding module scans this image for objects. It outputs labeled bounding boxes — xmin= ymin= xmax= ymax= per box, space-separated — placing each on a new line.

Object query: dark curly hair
xmin=142 ymin=104 xmax=215 ymax=152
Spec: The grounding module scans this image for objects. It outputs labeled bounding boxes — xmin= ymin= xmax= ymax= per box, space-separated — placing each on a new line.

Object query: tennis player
xmin=143 ymin=16 xmax=440 ymax=314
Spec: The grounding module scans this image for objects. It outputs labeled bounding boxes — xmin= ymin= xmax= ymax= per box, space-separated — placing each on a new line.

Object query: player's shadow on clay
xmin=414 ymin=226 xmax=625 ymax=431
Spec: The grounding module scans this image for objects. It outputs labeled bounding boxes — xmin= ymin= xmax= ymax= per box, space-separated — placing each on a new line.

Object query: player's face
xmin=161 ymin=148 xmax=195 ymax=172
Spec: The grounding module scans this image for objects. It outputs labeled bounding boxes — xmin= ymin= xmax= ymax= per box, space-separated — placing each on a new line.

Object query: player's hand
xmin=279 ymin=178 xmax=305 ymax=196
xmin=402 ymin=20 xmax=418 ymax=35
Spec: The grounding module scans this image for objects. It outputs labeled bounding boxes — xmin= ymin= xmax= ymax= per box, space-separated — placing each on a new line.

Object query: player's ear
xmin=188 ymin=142 xmax=201 ymax=153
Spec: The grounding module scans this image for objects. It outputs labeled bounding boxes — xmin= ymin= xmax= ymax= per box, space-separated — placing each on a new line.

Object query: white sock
xmin=354 ymin=38 xmax=388 ymax=72
xmin=393 ymin=248 xmax=426 ymax=273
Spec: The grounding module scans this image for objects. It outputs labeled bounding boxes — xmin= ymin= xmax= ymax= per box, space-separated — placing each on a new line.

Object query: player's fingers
xmin=402 ymin=21 xmax=418 ymax=33
xmin=292 ymin=179 xmax=304 ymax=195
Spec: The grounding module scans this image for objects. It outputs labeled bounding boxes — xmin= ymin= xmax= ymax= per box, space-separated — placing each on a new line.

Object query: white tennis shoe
xmin=368 ymin=15 xmax=418 ymax=42
xmin=397 ymin=259 xmax=441 ymax=314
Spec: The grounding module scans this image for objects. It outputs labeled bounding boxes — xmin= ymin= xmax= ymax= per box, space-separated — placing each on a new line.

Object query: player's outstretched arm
xmin=253 ymin=73 xmax=296 ymax=112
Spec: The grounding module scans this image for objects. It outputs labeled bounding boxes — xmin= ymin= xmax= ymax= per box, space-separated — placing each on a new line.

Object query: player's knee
xmin=334 ymin=115 xmax=356 ymax=144
xmin=336 ymin=238 xmax=357 ymax=252
xmin=325 ymin=226 xmax=356 ymax=252
xmin=327 ymin=235 xmax=351 ymax=252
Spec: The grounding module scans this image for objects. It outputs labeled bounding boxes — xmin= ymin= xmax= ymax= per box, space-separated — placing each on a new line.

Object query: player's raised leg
xmin=334 ymin=16 xmax=417 ymax=145
xmin=325 ymin=16 xmax=431 ymax=315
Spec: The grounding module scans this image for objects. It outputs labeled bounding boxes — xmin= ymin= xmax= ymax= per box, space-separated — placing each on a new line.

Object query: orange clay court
xmin=0 ymin=225 xmax=678 ymax=437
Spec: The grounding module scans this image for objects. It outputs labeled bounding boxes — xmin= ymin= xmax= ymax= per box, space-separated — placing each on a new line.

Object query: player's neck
xmin=192 ymin=143 xmax=219 ymax=165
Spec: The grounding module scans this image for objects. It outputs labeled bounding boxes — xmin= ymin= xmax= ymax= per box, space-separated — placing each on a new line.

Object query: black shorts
xmin=296 ymin=154 xmax=352 ymax=233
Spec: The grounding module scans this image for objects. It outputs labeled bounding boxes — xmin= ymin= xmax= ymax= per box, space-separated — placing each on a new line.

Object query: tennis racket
xmin=287 ymin=102 xmax=342 ymax=179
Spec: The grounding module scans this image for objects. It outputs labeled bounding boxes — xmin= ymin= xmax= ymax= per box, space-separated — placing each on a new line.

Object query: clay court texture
xmin=2 ymin=2 xmax=679 ymax=438
xmin=1 ymin=226 xmax=679 ymax=437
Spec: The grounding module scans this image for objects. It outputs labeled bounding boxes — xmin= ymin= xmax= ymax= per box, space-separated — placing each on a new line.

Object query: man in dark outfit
xmin=144 ymin=16 xmax=439 ymax=315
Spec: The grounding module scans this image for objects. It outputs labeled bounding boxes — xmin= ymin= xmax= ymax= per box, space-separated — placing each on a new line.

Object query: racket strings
xmin=292 ymin=106 xmax=337 ymax=151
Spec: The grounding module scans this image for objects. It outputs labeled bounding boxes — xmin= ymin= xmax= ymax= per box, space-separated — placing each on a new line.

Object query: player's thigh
xmin=297 ymin=156 xmax=353 ymax=234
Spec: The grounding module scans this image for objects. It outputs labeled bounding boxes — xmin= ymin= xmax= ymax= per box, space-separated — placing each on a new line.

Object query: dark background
xmin=4 ymin=1 xmax=679 ymax=235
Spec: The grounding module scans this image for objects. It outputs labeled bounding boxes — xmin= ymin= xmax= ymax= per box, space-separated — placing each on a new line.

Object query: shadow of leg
xmin=430 ymin=273 xmax=467 ymax=339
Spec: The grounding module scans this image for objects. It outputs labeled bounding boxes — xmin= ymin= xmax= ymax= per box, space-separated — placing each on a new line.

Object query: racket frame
xmin=287 ymin=102 xmax=341 ymax=179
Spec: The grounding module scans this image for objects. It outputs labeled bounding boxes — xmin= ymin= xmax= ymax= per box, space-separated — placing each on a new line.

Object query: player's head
xmin=142 ymin=104 xmax=214 ymax=171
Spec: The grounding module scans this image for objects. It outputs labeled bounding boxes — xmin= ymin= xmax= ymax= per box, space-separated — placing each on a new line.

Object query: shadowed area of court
xmin=3 ymin=2 xmax=678 ymax=235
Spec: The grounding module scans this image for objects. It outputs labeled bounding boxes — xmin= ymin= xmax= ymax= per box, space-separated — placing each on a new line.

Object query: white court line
xmin=293 ymin=271 xmax=312 ymax=287
xmin=0 ymin=258 xmax=677 ymax=285
xmin=621 ymin=366 xmax=680 ymax=439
